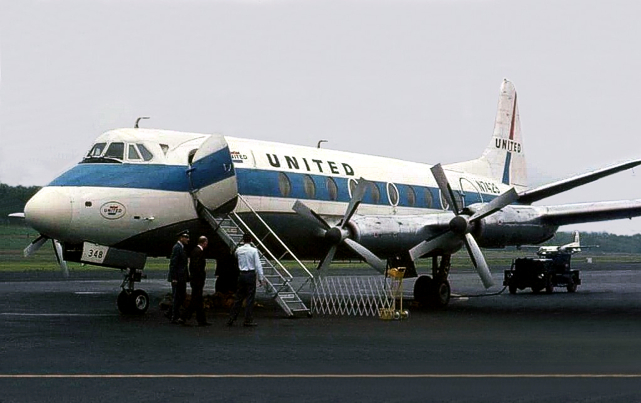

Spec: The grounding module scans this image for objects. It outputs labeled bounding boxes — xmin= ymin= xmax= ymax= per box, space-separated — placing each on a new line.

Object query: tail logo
xmin=494 ymin=138 xmax=522 ymax=154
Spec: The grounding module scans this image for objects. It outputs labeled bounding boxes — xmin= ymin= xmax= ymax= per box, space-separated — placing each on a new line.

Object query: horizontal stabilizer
xmin=518 ymin=159 xmax=641 ymax=204
xmin=541 ymin=200 xmax=641 ymax=227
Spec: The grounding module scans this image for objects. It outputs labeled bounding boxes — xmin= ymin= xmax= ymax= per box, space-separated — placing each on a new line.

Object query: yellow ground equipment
xmin=379 ymin=267 xmax=410 ymax=320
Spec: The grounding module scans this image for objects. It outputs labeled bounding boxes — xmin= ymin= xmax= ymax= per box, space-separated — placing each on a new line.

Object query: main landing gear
xmin=413 ymin=255 xmax=452 ymax=308
xmin=117 ymin=267 xmax=149 ymax=315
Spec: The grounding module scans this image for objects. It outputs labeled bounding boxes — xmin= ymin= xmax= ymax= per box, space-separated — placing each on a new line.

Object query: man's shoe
xmin=226 ymin=319 xmax=234 ymax=327
xmin=197 ymin=322 xmax=212 ymax=327
xmin=243 ymin=322 xmax=257 ymax=327
xmin=171 ymin=318 xmax=185 ymax=325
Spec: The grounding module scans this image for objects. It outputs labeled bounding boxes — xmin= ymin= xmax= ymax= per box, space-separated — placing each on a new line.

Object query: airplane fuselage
xmin=24 ymin=128 xmax=558 ymax=262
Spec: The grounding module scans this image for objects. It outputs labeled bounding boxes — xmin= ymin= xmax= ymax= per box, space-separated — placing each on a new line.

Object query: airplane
xmin=15 ymin=78 xmax=641 ymax=314
xmin=525 ymin=231 xmax=598 ymax=257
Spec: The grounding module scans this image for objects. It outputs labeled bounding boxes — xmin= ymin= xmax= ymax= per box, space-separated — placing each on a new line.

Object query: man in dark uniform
xmin=184 ymin=236 xmax=210 ymax=326
xmin=168 ymin=230 xmax=190 ymax=324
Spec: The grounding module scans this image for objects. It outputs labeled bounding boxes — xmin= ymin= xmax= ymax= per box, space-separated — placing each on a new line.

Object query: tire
xmin=431 ymin=280 xmax=451 ymax=308
xmin=413 ymin=275 xmax=433 ymax=306
xmin=509 ymin=284 xmax=517 ymax=294
xmin=117 ymin=290 xmax=132 ymax=314
xmin=131 ymin=290 xmax=150 ymax=315
xmin=567 ymin=283 xmax=577 ymax=293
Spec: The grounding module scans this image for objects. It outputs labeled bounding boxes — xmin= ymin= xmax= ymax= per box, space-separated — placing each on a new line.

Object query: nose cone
xmin=24 ymin=187 xmax=73 ymax=239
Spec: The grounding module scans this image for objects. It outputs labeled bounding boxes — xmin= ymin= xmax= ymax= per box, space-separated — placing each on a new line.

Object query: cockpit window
xmin=137 ymin=144 xmax=154 ymax=161
xmin=128 ymin=145 xmax=142 ymax=160
xmin=104 ymin=142 xmax=125 ymax=160
xmin=87 ymin=143 xmax=107 ymax=157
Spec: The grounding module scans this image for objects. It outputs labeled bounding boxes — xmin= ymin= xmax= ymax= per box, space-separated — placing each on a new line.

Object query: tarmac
xmin=2 ymin=262 xmax=641 ymax=402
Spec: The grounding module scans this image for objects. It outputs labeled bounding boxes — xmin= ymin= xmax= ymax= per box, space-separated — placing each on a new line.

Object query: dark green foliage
xmin=0 ymin=183 xmax=41 ymax=224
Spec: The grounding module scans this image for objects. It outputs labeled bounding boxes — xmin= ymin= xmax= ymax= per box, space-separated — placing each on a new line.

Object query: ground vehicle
xmin=503 ymin=254 xmax=581 ymax=294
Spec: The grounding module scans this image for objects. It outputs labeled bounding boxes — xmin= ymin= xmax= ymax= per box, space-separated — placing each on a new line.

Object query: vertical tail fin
xmin=444 ymin=79 xmax=527 ymax=189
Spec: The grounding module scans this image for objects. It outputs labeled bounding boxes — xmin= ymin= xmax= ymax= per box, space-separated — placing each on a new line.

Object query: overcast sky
xmin=2 ymin=0 xmax=640 ymax=235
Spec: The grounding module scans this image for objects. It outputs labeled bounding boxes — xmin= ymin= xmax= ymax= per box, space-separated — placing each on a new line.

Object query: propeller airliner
xmin=16 ymin=79 xmax=641 ymax=313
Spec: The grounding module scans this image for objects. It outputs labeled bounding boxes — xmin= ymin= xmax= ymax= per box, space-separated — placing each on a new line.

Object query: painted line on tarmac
xmin=0 ymin=313 xmax=118 ymax=317
xmin=2 ymin=374 xmax=641 ymax=379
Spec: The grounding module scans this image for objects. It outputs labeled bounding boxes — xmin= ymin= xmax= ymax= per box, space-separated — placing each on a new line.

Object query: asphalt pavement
xmin=2 ymin=263 xmax=641 ymax=402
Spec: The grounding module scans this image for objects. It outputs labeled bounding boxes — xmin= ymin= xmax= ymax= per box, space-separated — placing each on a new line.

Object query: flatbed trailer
xmin=503 ymin=254 xmax=581 ymax=294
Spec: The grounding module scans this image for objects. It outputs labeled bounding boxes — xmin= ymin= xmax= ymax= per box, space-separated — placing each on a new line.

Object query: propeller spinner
xmin=292 ymin=178 xmax=387 ymax=274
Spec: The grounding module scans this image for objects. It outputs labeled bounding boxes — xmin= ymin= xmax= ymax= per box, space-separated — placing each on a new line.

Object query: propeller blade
xmin=317 ymin=245 xmax=338 ymax=272
xmin=408 ymin=231 xmax=455 ymax=261
xmin=431 ymin=163 xmax=460 ymax=214
xmin=344 ymin=238 xmax=387 ymax=274
xmin=293 ymin=200 xmax=331 ymax=231
xmin=24 ymin=235 xmax=48 ymax=257
xmin=463 ymin=233 xmax=494 ymax=288
xmin=52 ymin=239 xmax=69 ymax=278
xmin=468 ymin=188 xmax=519 ymax=222
xmin=340 ymin=177 xmax=369 ymax=228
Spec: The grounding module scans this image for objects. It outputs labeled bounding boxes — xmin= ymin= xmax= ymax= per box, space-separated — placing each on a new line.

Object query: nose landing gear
xmin=117 ymin=267 xmax=149 ymax=315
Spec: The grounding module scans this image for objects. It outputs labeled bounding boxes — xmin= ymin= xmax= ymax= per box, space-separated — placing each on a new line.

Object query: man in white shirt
xmin=227 ymin=233 xmax=265 ymax=327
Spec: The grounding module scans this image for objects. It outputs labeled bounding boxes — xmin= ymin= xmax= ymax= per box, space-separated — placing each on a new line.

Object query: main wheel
xmin=509 ymin=284 xmax=517 ymax=294
xmin=431 ymin=279 xmax=451 ymax=308
xmin=567 ymin=283 xmax=577 ymax=293
xmin=413 ymin=275 xmax=433 ymax=306
xmin=131 ymin=290 xmax=150 ymax=315
xmin=117 ymin=290 xmax=132 ymax=314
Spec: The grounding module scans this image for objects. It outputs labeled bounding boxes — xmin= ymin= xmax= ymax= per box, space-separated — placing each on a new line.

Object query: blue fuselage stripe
xmin=47 ymin=162 xmax=497 ymax=208
xmin=235 ymin=169 xmax=492 ymax=208
xmin=48 ymin=164 xmax=193 ymax=191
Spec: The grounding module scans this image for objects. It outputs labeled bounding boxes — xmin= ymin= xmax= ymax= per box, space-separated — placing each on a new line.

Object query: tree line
xmin=0 ymin=183 xmax=41 ymax=224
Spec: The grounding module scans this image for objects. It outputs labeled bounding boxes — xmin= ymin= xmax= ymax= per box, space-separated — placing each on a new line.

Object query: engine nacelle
xmin=472 ymin=205 xmax=558 ymax=247
xmin=349 ymin=214 xmax=456 ymax=256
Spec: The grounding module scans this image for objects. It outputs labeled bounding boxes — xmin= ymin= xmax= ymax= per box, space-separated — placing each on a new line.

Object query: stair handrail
xmin=235 ymin=194 xmax=314 ymax=280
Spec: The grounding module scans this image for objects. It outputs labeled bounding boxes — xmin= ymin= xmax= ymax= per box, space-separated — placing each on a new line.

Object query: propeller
xmin=409 ymin=164 xmax=518 ymax=288
xmin=293 ymin=178 xmax=387 ymax=274
xmin=23 ymin=234 xmax=70 ymax=277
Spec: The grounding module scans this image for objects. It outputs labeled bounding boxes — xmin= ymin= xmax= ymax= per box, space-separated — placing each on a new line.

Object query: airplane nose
xmin=24 ymin=187 xmax=73 ymax=239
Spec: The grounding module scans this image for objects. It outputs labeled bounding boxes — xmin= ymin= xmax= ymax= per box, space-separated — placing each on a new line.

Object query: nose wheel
xmin=117 ymin=268 xmax=149 ymax=315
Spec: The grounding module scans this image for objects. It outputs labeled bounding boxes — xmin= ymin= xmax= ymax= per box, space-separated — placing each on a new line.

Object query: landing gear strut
xmin=117 ymin=267 xmax=149 ymax=315
xmin=413 ymin=255 xmax=452 ymax=308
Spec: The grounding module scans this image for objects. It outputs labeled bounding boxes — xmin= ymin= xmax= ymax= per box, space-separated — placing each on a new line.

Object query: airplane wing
xmin=518 ymin=159 xmax=641 ymax=204
xmin=540 ymin=200 xmax=641 ymax=226
xmin=8 ymin=212 xmax=25 ymax=218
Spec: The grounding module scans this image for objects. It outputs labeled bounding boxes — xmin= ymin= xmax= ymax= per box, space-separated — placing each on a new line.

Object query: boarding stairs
xmin=196 ymin=196 xmax=314 ymax=317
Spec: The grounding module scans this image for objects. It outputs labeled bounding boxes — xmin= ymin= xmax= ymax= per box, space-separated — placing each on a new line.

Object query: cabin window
xmin=128 ymin=145 xmax=142 ymax=160
xmin=104 ymin=142 xmax=125 ymax=160
xmin=326 ymin=177 xmax=338 ymax=201
xmin=424 ymin=188 xmax=433 ymax=208
xmin=278 ymin=172 xmax=292 ymax=197
xmin=303 ymin=175 xmax=316 ymax=198
xmin=87 ymin=143 xmax=106 ymax=157
xmin=137 ymin=144 xmax=154 ymax=161
xmin=406 ymin=186 xmax=416 ymax=207
xmin=160 ymin=144 xmax=169 ymax=155
xmin=369 ymin=182 xmax=381 ymax=204
xmin=387 ymin=183 xmax=399 ymax=206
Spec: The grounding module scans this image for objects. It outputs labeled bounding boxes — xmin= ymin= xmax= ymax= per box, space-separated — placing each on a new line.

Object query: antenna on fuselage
xmin=317 ymin=140 xmax=328 ymax=148
xmin=134 ymin=116 xmax=150 ymax=128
